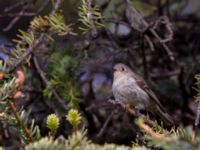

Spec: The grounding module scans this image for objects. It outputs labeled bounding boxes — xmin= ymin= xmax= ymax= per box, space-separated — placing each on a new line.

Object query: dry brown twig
xmin=0 ymin=0 xmax=51 ymax=17
xmin=3 ymin=0 xmax=28 ymax=13
xmin=195 ymin=96 xmax=200 ymax=126
xmin=33 ymin=56 xmax=68 ymax=112
xmin=125 ymin=0 xmax=174 ymax=61
xmin=3 ymin=2 xmax=31 ymax=32
xmin=10 ymin=34 xmax=46 ymax=72
xmin=109 ymin=99 xmax=155 ymax=126
xmin=7 ymin=100 xmax=34 ymax=142
xmin=138 ymin=119 xmax=172 ymax=142
xmin=97 ymin=110 xmax=115 ymax=138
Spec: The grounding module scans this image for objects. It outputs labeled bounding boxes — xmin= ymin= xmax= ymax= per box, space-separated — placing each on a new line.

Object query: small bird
xmin=112 ymin=63 xmax=173 ymax=124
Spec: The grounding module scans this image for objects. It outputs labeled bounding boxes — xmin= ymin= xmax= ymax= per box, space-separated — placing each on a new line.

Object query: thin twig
xmin=7 ymin=100 xmax=34 ymax=142
xmin=109 ymin=99 xmax=136 ymax=116
xmin=50 ymin=0 xmax=64 ymax=15
xmin=149 ymin=28 xmax=174 ymax=61
xmin=33 ymin=56 xmax=68 ymax=111
xmin=3 ymin=0 xmax=27 ymax=12
xmin=125 ymin=0 xmax=174 ymax=61
xmin=141 ymin=34 xmax=148 ymax=79
xmin=10 ymin=34 xmax=46 ymax=72
xmin=152 ymin=16 xmax=173 ymax=43
xmin=97 ymin=110 xmax=115 ymax=137
xmin=3 ymin=3 xmax=30 ymax=31
xmin=109 ymin=99 xmax=155 ymax=125
xmin=28 ymin=0 xmax=51 ymax=16
xmin=0 ymin=0 xmax=52 ymax=18
xmin=0 ymin=0 xmax=51 ymax=17
xmin=150 ymin=69 xmax=180 ymax=79
xmin=195 ymin=96 xmax=200 ymax=126
xmin=138 ymin=119 xmax=172 ymax=142
xmin=144 ymin=35 xmax=155 ymax=51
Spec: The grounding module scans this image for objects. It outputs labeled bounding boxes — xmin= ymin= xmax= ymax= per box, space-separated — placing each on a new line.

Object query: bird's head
xmin=113 ymin=63 xmax=132 ymax=78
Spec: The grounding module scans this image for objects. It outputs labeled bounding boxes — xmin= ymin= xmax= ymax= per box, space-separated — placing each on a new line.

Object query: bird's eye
xmin=121 ymin=67 xmax=125 ymax=71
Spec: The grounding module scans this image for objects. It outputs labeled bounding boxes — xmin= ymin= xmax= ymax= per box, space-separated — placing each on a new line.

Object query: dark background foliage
xmin=0 ymin=0 xmax=200 ymax=149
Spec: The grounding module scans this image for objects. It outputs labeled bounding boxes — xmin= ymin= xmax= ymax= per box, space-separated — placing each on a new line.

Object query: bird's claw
xmin=122 ymin=104 xmax=131 ymax=112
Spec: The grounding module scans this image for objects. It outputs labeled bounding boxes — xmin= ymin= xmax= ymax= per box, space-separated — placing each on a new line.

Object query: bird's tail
xmin=155 ymin=105 xmax=174 ymax=125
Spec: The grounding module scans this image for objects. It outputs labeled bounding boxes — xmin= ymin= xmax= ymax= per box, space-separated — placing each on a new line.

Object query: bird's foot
xmin=109 ymin=99 xmax=134 ymax=114
xmin=111 ymin=99 xmax=131 ymax=111
xmin=109 ymin=99 xmax=122 ymax=105
xmin=122 ymin=104 xmax=131 ymax=112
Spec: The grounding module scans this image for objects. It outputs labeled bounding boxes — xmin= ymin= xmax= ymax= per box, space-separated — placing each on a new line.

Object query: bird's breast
xmin=112 ymin=75 xmax=150 ymax=109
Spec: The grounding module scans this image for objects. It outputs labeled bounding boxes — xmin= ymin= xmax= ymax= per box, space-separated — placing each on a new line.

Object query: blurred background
xmin=0 ymin=0 xmax=200 ymax=149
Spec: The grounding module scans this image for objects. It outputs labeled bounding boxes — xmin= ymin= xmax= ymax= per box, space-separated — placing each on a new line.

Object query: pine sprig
xmin=78 ymin=0 xmax=104 ymax=34
xmin=194 ymin=74 xmax=200 ymax=94
xmin=0 ymin=68 xmax=40 ymax=143
xmin=30 ymin=14 xmax=74 ymax=36
xmin=8 ymin=13 xmax=73 ymax=69
xmin=66 ymin=109 xmax=81 ymax=128
xmin=48 ymin=14 xmax=74 ymax=36
xmin=9 ymin=30 xmax=35 ymax=66
xmin=136 ymin=118 xmax=200 ymax=150
xmin=64 ymin=129 xmax=90 ymax=150
xmin=19 ymin=110 xmax=41 ymax=143
xmin=0 ymin=77 xmax=18 ymax=101
xmin=194 ymin=73 xmax=200 ymax=126
xmin=0 ymin=60 xmax=8 ymax=73
xmin=25 ymin=137 xmax=65 ymax=150
xmin=45 ymin=51 xmax=80 ymax=106
xmin=25 ymin=129 xmax=147 ymax=150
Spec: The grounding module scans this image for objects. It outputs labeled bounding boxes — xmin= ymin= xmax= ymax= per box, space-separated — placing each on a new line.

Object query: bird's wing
xmin=145 ymin=88 xmax=166 ymax=113
xmin=133 ymin=73 xmax=166 ymax=113
xmin=134 ymin=73 xmax=173 ymax=124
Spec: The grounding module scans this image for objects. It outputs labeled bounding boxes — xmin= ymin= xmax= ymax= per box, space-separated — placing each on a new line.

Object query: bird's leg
xmin=112 ymin=99 xmax=131 ymax=111
xmin=121 ymin=103 xmax=138 ymax=116
xmin=109 ymin=99 xmax=135 ymax=115
xmin=114 ymin=99 xmax=123 ymax=105
xmin=110 ymin=99 xmax=131 ymax=111
xmin=109 ymin=99 xmax=129 ymax=109
xmin=109 ymin=99 xmax=124 ymax=106
xmin=122 ymin=103 xmax=131 ymax=112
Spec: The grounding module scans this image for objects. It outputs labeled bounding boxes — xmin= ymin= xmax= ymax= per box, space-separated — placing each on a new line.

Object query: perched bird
xmin=112 ymin=63 xmax=173 ymax=124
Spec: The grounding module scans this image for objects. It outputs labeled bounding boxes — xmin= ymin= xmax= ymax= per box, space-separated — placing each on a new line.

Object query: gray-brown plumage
xmin=112 ymin=63 xmax=173 ymax=125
